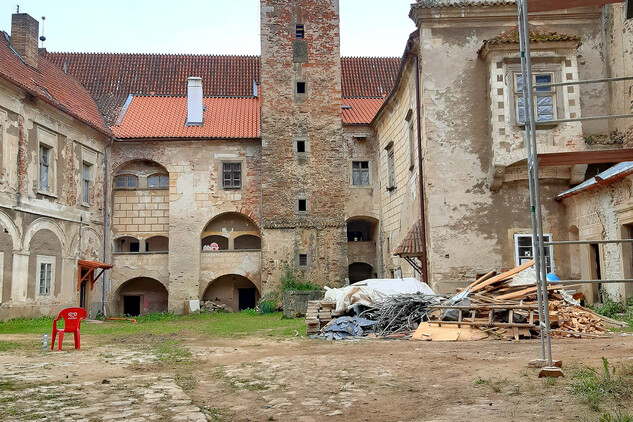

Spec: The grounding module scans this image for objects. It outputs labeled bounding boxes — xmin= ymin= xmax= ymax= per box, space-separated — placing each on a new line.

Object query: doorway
xmin=123 ymin=295 xmax=141 ymax=316
xmin=238 ymin=288 xmax=256 ymax=310
xmin=80 ymin=268 xmax=89 ymax=310
xmin=589 ymin=243 xmax=603 ymax=303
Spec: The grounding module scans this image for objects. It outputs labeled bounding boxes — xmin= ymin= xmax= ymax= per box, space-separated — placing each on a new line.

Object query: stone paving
xmin=0 ymin=348 xmax=206 ymax=422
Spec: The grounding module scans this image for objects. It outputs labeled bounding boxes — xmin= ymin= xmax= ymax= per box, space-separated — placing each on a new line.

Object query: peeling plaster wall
xmin=407 ymin=5 xmax=609 ymax=292
xmin=0 ymin=78 xmax=108 ymax=320
xmin=109 ymin=139 xmax=261 ymax=313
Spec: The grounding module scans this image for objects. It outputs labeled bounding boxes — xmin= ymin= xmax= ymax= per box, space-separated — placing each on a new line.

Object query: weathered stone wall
xmin=373 ymin=58 xmax=423 ymax=280
xmin=260 ymin=0 xmax=348 ymax=290
xmin=563 ymin=175 xmax=633 ymax=304
xmin=109 ymin=139 xmax=261 ymax=313
xmin=0 ymin=78 xmax=108 ymax=320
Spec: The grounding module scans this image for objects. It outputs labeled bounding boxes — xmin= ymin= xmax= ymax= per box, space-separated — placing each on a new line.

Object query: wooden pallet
xmin=305 ymin=300 xmax=342 ymax=335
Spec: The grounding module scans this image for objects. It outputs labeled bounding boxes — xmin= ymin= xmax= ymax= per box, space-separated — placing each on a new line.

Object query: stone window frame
xmin=513 ymin=233 xmax=554 ymax=273
xmin=81 ymin=147 xmax=97 ymax=207
xmin=506 ymin=61 xmax=563 ymax=127
xmin=351 ymin=160 xmax=371 ymax=187
xmin=405 ymin=109 xmax=415 ymax=171
xmin=37 ymin=126 xmax=58 ymax=197
xmin=147 ymin=173 xmax=169 ymax=190
xmin=385 ymin=142 xmax=396 ymax=192
xmin=295 ymin=196 xmax=309 ymax=214
xmin=221 ymin=162 xmax=242 ymax=190
xmin=0 ymin=108 xmax=6 ymax=177
xmin=36 ymin=255 xmax=55 ymax=298
xmin=297 ymin=253 xmax=309 ymax=268
xmin=293 ymin=135 xmax=310 ymax=162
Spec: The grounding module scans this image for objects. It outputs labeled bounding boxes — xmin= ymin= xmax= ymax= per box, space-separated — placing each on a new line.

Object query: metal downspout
xmin=414 ymin=54 xmax=429 ymax=285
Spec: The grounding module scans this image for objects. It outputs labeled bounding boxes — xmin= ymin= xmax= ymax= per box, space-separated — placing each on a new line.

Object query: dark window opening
xmin=297 ymin=199 xmax=307 ymax=212
xmin=296 ymin=82 xmax=306 ymax=94
xmin=223 ymin=163 xmax=242 ymax=189
xmin=299 ymin=254 xmax=308 ymax=266
xmin=238 ymin=288 xmax=256 ymax=310
xmin=129 ymin=242 xmax=140 ymax=253
xmin=297 ymin=140 xmax=306 ymax=153
xmin=296 ymin=24 xmax=304 ymax=38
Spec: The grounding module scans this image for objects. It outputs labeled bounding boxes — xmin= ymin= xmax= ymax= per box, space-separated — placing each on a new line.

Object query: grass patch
xmin=0 ymin=312 xmax=305 ymax=338
xmin=154 ymin=339 xmax=192 ymax=364
xmin=571 ymin=358 xmax=633 ymax=413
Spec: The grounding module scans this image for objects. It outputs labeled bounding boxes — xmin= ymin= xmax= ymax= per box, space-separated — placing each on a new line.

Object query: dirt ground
xmin=1 ymin=332 xmax=633 ymax=421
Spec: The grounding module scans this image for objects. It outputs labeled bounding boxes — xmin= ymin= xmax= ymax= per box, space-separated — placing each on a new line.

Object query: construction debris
xmin=313 ymin=316 xmax=376 ymax=340
xmin=305 ymin=301 xmax=343 ymax=335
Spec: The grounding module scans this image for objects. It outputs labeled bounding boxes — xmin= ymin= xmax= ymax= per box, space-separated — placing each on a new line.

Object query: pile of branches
xmin=358 ymin=293 xmax=446 ymax=337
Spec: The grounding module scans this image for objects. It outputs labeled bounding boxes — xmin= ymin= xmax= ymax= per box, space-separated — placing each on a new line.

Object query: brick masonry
xmin=260 ymin=0 xmax=348 ymax=289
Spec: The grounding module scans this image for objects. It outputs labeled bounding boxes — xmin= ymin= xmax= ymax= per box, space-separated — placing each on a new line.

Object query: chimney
xmin=186 ymin=77 xmax=203 ymax=126
xmin=11 ymin=13 xmax=39 ymax=68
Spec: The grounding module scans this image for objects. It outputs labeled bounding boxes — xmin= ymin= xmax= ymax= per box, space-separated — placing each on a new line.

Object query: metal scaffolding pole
xmin=516 ymin=0 xmax=560 ymax=376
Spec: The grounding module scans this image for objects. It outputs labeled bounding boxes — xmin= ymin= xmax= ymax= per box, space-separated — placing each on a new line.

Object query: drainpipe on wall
xmin=102 ymin=136 xmax=114 ymax=316
xmin=414 ymin=54 xmax=429 ymax=285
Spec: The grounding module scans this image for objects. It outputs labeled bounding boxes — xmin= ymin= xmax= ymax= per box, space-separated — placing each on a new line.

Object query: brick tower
xmin=260 ymin=0 xmax=347 ymax=290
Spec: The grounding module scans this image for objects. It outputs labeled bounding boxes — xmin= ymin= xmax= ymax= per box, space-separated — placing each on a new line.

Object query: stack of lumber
xmin=451 ymin=259 xmax=624 ymax=338
xmin=305 ymin=300 xmax=342 ymax=335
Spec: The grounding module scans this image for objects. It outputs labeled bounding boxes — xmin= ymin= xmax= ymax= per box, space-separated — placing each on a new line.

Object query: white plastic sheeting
xmin=324 ymin=278 xmax=436 ymax=313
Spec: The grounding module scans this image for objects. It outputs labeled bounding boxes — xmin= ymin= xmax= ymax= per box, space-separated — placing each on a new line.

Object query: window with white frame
xmin=82 ymin=162 xmax=92 ymax=205
xmin=39 ymin=144 xmax=52 ymax=192
xmin=515 ymin=73 xmax=556 ymax=124
xmin=37 ymin=256 xmax=55 ymax=296
xmin=514 ymin=233 xmax=554 ymax=273
xmin=352 ymin=161 xmax=369 ymax=186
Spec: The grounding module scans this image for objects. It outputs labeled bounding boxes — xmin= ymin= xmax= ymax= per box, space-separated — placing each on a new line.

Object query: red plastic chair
xmin=51 ymin=307 xmax=87 ymax=350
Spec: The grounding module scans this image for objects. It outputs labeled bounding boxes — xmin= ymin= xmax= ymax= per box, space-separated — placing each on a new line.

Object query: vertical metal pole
xmin=516 ymin=0 xmax=545 ymax=362
xmin=519 ymin=0 xmax=554 ymax=367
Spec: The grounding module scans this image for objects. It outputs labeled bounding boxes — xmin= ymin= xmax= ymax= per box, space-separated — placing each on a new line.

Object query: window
xmin=39 ymin=144 xmax=51 ymax=192
xmin=148 ymin=174 xmax=169 ymax=189
xmin=129 ymin=242 xmax=140 ymax=253
xmin=514 ymin=233 xmax=554 ymax=273
xmin=297 ymin=198 xmax=307 ymax=213
xmin=386 ymin=146 xmax=396 ymax=190
xmin=298 ymin=254 xmax=308 ymax=267
xmin=37 ymin=256 xmax=54 ymax=296
xmin=296 ymin=140 xmax=306 ymax=153
xmin=82 ymin=162 xmax=92 ymax=205
xmin=115 ymin=175 xmax=138 ymax=189
xmin=515 ymin=73 xmax=555 ymax=124
xmin=352 ymin=161 xmax=370 ymax=186
xmin=296 ymin=81 xmax=306 ymax=94
xmin=222 ymin=163 xmax=241 ymax=189
xmin=407 ymin=116 xmax=416 ymax=170
xmin=296 ymin=24 xmax=304 ymax=38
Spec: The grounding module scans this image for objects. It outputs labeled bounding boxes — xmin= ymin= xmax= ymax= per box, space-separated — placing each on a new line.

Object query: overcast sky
xmin=1 ymin=1 xmax=416 ymax=57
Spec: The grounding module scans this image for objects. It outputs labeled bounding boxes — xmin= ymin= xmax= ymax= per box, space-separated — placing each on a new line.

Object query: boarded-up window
xmin=516 ymin=73 xmax=555 ymax=123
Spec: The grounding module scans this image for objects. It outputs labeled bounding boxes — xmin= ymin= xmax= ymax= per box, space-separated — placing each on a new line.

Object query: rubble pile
xmin=200 ymin=301 xmax=231 ymax=313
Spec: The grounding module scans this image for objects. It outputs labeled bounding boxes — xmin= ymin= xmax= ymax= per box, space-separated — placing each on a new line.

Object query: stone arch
xmin=349 ymin=262 xmax=374 ymax=283
xmin=23 ymin=218 xmax=68 ymax=256
xmin=114 ymin=277 xmax=168 ymax=316
xmin=201 ymin=212 xmax=261 ymax=251
xmin=202 ymin=274 xmax=260 ymax=312
xmin=69 ymin=227 xmax=103 ymax=260
xmin=346 ymin=216 xmax=379 ymax=242
xmin=0 ymin=210 xmax=20 ymax=251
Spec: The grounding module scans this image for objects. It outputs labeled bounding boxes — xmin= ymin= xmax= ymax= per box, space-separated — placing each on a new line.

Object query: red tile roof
xmin=0 ymin=33 xmax=108 ymax=134
xmin=394 ymin=220 xmax=426 ymax=257
xmin=341 ymin=57 xmax=401 ymax=98
xmin=111 ymin=95 xmax=260 ymax=139
xmin=342 ymin=98 xmax=385 ymax=124
xmin=44 ymin=52 xmax=400 ymax=125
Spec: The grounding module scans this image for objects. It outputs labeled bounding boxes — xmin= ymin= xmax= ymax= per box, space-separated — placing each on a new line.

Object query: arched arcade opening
xmin=115 ymin=277 xmax=168 ymax=316
xmin=202 ymin=274 xmax=260 ymax=311
xmin=348 ymin=262 xmax=375 ymax=284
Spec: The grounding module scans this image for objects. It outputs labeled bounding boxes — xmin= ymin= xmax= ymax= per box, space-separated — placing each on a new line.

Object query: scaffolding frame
xmin=516 ymin=0 xmax=632 ymax=374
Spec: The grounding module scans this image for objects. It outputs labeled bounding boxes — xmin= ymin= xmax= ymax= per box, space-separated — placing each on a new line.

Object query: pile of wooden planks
xmin=452 ymin=259 xmax=624 ymax=338
xmin=305 ymin=300 xmax=342 ymax=335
